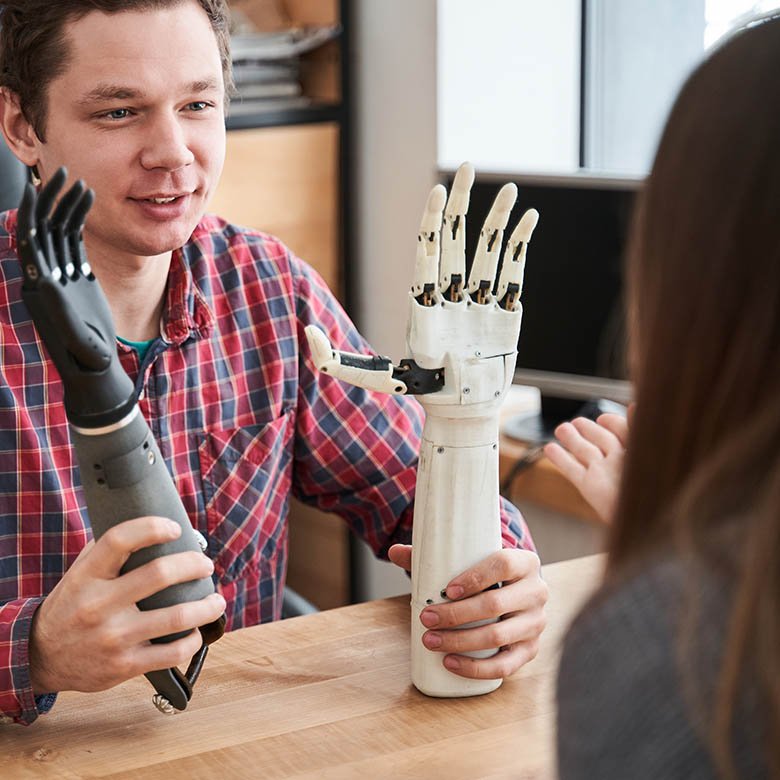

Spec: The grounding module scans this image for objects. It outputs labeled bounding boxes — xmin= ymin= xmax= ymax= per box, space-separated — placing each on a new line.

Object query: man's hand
xmin=544 ymin=411 xmax=630 ymax=523
xmin=29 ymin=517 xmax=226 ymax=695
xmin=389 ymin=544 xmax=547 ymax=679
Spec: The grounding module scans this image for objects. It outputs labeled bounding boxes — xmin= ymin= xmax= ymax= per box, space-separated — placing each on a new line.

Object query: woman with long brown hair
xmin=547 ymin=13 xmax=780 ymax=780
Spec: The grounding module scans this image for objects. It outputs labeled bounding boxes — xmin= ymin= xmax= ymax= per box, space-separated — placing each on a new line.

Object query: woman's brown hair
xmin=0 ymin=0 xmax=234 ymax=141
xmin=610 ymin=14 xmax=780 ymax=779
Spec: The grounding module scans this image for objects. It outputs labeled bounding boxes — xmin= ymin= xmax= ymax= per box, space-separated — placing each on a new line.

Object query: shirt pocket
xmin=198 ymin=409 xmax=294 ymax=582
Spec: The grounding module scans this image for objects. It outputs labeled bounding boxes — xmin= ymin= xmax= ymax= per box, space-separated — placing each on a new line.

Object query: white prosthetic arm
xmin=306 ymin=162 xmax=538 ymax=697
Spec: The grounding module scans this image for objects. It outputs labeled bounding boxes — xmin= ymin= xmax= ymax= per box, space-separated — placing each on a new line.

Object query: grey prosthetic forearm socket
xmin=17 ymin=168 xmax=224 ymax=712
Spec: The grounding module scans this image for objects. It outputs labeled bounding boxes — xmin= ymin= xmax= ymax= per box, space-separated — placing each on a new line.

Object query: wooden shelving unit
xmin=209 ymin=0 xmax=353 ymax=610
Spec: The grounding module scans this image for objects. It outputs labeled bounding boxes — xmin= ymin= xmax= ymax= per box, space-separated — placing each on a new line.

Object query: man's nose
xmin=139 ymin=114 xmax=195 ymax=171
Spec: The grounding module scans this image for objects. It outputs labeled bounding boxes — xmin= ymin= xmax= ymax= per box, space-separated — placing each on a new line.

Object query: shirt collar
xmin=160 ymin=233 xmax=215 ymax=345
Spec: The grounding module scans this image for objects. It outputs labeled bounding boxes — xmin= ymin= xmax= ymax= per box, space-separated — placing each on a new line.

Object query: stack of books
xmin=229 ymin=25 xmax=342 ymax=115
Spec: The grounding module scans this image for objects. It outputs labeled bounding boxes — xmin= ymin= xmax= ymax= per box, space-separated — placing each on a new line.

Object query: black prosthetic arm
xmin=17 ymin=168 xmax=225 ymax=712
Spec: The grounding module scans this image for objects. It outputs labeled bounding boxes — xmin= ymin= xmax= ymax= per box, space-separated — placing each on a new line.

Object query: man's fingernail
xmin=447 ymin=585 xmax=464 ymax=599
xmin=421 ymin=610 xmax=440 ymax=628
xmin=168 ymin=521 xmax=182 ymax=536
xmin=423 ymin=632 xmax=442 ymax=649
xmin=444 ymin=656 xmax=461 ymax=671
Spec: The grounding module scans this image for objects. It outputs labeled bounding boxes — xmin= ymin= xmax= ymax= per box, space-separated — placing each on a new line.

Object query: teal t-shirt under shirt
xmin=117 ymin=336 xmax=155 ymax=362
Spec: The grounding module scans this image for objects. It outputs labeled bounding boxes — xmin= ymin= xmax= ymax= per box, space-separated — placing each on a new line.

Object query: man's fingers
xmin=119 ymin=550 xmax=215 ymax=604
xmin=133 ymin=626 xmax=206 ymax=677
xmin=443 ymin=548 xmax=541 ymax=600
xmin=126 ymin=592 xmax=226 ymax=646
xmin=442 ymin=639 xmax=540 ymax=680
xmin=422 ymin=609 xmax=546 ymax=655
xmin=422 ymin=574 xmax=547 ymax=630
xmin=388 ymin=543 xmax=412 ymax=573
xmin=85 ymin=516 xmax=183 ymax=579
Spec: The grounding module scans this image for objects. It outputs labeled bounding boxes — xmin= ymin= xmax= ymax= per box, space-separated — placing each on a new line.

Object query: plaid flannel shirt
xmin=0 ymin=210 xmax=533 ymax=725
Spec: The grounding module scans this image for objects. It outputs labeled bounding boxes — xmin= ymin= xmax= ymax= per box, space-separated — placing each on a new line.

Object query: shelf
xmin=225 ymin=102 xmax=343 ymax=131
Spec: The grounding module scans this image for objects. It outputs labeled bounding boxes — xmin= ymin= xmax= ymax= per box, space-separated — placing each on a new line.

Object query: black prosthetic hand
xmin=17 ymin=168 xmax=225 ymax=712
xmin=17 ymin=168 xmax=136 ymax=427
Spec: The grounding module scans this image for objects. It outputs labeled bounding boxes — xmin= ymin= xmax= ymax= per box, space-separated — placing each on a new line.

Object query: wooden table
xmin=3 ymin=555 xmax=605 ymax=780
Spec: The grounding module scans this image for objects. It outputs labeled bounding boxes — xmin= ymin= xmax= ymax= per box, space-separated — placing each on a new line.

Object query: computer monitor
xmin=443 ymin=171 xmax=642 ymax=443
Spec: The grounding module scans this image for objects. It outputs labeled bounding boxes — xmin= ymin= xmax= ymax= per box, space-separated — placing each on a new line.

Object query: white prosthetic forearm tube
xmin=411 ymin=412 xmax=503 ymax=696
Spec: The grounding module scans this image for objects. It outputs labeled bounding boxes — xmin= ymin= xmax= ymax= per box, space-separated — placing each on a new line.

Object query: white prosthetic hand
xmin=305 ymin=162 xmax=538 ymax=697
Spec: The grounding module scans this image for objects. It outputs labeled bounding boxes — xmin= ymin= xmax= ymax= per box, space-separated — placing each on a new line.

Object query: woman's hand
xmin=543 ymin=411 xmax=631 ymax=523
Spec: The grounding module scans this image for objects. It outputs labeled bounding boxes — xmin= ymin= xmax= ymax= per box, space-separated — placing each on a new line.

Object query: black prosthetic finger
xmin=40 ymin=281 xmax=112 ymax=371
xmin=34 ymin=167 xmax=67 ymax=225
xmin=34 ymin=168 xmax=68 ymax=279
xmin=50 ymin=180 xmax=85 ymax=277
xmin=16 ymin=184 xmax=51 ymax=286
xmin=66 ymin=188 xmax=95 ymax=278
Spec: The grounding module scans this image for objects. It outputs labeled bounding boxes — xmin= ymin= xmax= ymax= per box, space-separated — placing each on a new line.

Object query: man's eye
xmin=187 ymin=101 xmax=209 ymax=111
xmin=104 ymin=108 xmax=130 ymax=120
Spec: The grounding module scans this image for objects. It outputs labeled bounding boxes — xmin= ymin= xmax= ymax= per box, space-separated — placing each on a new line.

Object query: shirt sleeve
xmin=0 ymin=597 xmax=57 ymax=726
xmin=290 ymin=255 xmax=534 ymax=558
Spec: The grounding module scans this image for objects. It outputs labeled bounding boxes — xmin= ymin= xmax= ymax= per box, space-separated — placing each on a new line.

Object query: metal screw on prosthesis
xmin=152 ymin=694 xmax=176 ymax=715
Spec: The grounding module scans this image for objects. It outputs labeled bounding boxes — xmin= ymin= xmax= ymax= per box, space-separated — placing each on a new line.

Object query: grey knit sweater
xmin=556 ymin=556 xmax=769 ymax=779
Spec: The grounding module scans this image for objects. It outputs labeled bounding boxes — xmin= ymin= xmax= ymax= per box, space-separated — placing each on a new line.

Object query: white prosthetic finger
xmin=496 ymin=208 xmax=539 ymax=310
xmin=440 ymin=162 xmax=475 ymax=300
xmin=304 ymin=325 xmax=405 ymax=395
xmin=412 ymin=184 xmax=447 ymax=305
xmin=467 ymin=182 xmax=518 ymax=304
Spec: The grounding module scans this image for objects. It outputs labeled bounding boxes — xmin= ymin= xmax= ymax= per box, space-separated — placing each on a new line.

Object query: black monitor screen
xmin=448 ymin=174 xmax=639 ymax=383
xmin=443 ymin=173 xmax=641 ymax=439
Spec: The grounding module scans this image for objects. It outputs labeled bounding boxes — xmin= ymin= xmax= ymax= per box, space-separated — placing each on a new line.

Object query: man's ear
xmin=0 ymin=88 xmax=41 ymax=169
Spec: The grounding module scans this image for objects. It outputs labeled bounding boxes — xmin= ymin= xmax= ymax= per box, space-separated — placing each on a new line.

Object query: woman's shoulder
xmin=556 ymin=554 xmax=729 ymax=779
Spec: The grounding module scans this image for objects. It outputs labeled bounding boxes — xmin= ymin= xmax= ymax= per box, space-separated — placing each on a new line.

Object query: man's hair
xmin=0 ymin=0 xmax=233 ymax=141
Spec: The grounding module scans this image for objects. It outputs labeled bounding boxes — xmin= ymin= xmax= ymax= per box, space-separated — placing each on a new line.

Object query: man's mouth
xmin=133 ymin=193 xmax=192 ymax=204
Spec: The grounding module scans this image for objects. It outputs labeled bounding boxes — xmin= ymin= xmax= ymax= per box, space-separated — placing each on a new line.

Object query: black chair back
xmin=0 ymin=136 xmax=28 ymax=212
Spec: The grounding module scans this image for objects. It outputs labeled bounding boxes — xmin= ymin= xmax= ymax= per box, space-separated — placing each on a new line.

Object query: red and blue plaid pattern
xmin=0 ymin=210 xmax=532 ymax=725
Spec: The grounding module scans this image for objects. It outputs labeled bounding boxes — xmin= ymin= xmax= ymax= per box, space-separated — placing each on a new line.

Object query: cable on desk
xmin=499 ymin=444 xmax=546 ymax=497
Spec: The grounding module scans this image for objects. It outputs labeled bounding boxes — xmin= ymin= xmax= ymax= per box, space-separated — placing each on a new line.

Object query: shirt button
xmin=138 ymin=390 xmax=145 ymax=400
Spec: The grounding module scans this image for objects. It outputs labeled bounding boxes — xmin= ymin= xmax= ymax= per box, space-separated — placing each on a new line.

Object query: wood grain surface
xmin=2 ymin=555 xmax=605 ymax=779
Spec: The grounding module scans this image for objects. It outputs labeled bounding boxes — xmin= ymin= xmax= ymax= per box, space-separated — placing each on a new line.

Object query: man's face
xmin=32 ymin=0 xmax=227 ymax=264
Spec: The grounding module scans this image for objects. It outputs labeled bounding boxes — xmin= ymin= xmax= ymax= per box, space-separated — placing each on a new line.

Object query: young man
xmin=0 ymin=0 xmax=546 ymax=726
